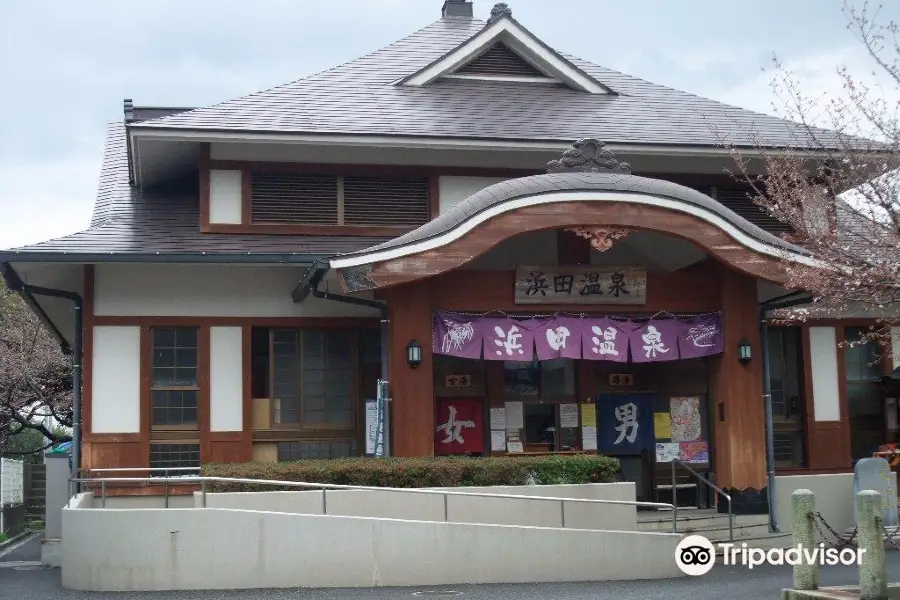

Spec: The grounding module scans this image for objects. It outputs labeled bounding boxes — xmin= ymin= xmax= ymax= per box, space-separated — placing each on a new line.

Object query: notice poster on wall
xmin=654 ymin=412 xmax=671 ymax=439
xmin=560 ymin=403 xmax=579 ymax=428
xmin=507 ymin=436 xmax=524 ymax=453
xmin=581 ymin=426 xmax=597 ymax=450
xmin=364 ymin=399 xmax=384 ymax=456
xmin=491 ymin=430 xmax=507 ymax=452
xmin=505 ymin=401 xmax=524 ymax=429
xmin=670 ymin=397 xmax=702 ymax=442
xmin=655 ymin=442 xmax=680 ymax=463
xmin=490 ymin=407 xmax=506 ymax=430
xmin=580 ymin=403 xmax=597 ymax=428
xmin=680 ymin=441 xmax=709 ymax=463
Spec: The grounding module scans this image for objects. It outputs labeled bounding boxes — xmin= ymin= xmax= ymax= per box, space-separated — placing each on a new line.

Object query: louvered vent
xmin=343 ymin=177 xmax=429 ymax=227
xmin=714 ymin=186 xmax=793 ymax=234
xmin=455 ymin=43 xmax=548 ymax=78
xmin=251 ymin=174 xmax=338 ymax=225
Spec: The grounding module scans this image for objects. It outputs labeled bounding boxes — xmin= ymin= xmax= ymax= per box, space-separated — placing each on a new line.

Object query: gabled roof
xmin=398 ymin=11 xmax=612 ymax=93
xmin=128 ymin=11 xmax=846 ymax=151
xmin=0 ymin=124 xmax=392 ymax=263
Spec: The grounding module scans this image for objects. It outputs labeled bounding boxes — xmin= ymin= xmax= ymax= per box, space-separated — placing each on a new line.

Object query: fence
xmin=1 ymin=458 xmax=25 ymax=536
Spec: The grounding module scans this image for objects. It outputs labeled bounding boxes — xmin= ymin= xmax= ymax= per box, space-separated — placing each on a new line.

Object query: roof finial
xmin=488 ymin=3 xmax=512 ymax=24
xmin=546 ymin=139 xmax=632 ymax=174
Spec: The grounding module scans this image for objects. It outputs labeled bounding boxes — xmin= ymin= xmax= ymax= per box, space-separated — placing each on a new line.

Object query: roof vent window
xmin=454 ymin=42 xmax=549 ymax=78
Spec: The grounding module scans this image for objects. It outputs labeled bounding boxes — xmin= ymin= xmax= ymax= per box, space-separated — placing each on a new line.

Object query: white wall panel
xmin=438 ymin=176 xmax=509 ymax=214
xmin=210 ymin=327 xmax=244 ymax=432
xmin=91 ymin=326 xmax=141 ymax=434
xmin=94 ymin=265 xmax=379 ymax=318
xmin=809 ymin=326 xmax=841 ymax=422
xmin=209 ymin=170 xmax=243 ymax=225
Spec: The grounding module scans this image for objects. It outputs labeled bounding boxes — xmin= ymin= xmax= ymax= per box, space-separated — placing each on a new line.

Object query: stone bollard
xmin=792 ymin=489 xmax=817 ymax=591
xmin=857 ymin=490 xmax=887 ymax=600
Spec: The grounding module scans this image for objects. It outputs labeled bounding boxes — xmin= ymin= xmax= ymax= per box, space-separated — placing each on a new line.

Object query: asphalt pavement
xmin=3 ymin=539 xmax=900 ymax=600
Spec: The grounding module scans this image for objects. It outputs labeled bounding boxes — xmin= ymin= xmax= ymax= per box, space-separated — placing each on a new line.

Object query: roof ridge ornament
xmin=546 ymin=138 xmax=632 ymax=174
xmin=487 ymin=3 xmax=513 ymax=24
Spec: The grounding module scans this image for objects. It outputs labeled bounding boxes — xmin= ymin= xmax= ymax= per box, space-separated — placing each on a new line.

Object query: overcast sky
xmin=0 ymin=0 xmax=897 ymax=249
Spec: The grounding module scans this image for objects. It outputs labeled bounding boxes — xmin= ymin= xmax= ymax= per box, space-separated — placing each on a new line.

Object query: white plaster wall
xmin=93 ymin=264 xmax=379 ymax=318
xmin=809 ymin=326 xmax=841 ymax=422
xmin=438 ymin=175 xmax=509 ymax=214
xmin=62 ymin=507 xmax=680 ymax=591
xmin=210 ymin=327 xmax=243 ymax=432
xmin=208 ymin=170 xmax=243 ymax=224
xmin=191 ymin=483 xmax=636 ymax=531
xmin=91 ymin=326 xmax=141 ymax=434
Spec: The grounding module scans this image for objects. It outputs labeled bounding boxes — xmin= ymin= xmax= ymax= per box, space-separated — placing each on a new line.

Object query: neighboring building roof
xmin=0 ymin=124 xmax=392 ymax=263
xmin=130 ymin=11 xmax=846 ymax=150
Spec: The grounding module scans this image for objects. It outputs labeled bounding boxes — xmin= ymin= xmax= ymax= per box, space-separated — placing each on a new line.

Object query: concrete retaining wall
xmin=774 ymin=473 xmax=896 ymax=539
xmin=61 ymin=504 xmax=681 ymax=591
xmin=190 ymin=482 xmax=637 ymax=531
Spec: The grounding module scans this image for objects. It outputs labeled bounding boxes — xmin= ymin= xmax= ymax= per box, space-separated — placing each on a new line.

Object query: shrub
xmin=201 ymin=454 xmax=619 ymax=492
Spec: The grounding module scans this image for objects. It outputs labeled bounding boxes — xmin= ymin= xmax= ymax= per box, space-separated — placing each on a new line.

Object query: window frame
xmin=767 ymin=326 xmax=807 ymax=468
xmin=268 ymin=327 xmax=360 ymax=432
xmin=149 ymin=326 xmax=201 ymax=433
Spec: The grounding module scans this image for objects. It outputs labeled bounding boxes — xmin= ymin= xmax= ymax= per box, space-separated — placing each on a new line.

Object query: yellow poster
xmin=654 ymin=412 xmax=671 ymax=439
xmin=580 ymin=403 xmax=596 ymax=428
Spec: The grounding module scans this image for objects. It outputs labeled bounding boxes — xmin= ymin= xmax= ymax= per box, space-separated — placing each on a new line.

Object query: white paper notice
xmin=655 ymin=442 xmax=680 ymax=463
xmin=507 ymin=439 xmax=524 ymax=453
xmin=560 ymin=403 xmax=579 ymax=428
xmin=505 ymin=401 xmax=524 ymax=429
xmin=490 ymin=408 xmax=506 ymax=430
xmin=491 ymin=430 xmax=507 ymax=451
xmin=581 ymin=426 xmax=597 ymax=450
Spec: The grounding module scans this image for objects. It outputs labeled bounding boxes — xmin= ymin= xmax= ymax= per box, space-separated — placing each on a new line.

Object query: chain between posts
xmin=809 ymin=511 xmax=859 ymax=549
xmin=879 ymin=518 xmax=900 ymax=551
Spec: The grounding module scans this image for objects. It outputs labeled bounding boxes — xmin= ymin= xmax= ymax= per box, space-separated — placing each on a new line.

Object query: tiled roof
xmin=0 ymin=124 xmax=392 ymax=262
xmin=133 ymin=16 xmax=846 ymax=149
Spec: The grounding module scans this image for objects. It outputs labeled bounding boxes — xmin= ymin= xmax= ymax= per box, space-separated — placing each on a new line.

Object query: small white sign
xmin=656 ymin=442 xmax=680 ymax=463
xmin=365 ymin=400 xmax=380 ymax=455
xmin=490 ymin=408 xmax=506 ymax=430
xmin=581 ymin=426 xmax=597 ymax=450
xmin=560 ymin=403 xmax=579 ymax=428
xmin=505 ymin=401 xmax=524 ymax=429
xmin=507 ymin=437 xmax=524 ymax=453
xmin=491 ymin=430 xmax=507 ymax=451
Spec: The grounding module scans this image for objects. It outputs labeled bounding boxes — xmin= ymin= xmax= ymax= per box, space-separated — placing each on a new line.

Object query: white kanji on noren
xmin=613 ymin=402 xmax=639 ymax=444
xmin=436 ymin=405 xmax=476 ymax=445
xmin=492 ymin=325 xmax=525 ymax=357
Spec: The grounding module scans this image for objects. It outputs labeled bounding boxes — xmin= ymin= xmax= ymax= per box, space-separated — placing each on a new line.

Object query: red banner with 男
xmin=435 ymin=399 xmax=483 ymax=455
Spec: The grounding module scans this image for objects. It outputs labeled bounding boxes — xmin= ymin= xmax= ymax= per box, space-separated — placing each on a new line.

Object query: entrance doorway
xmin=591 ymin=359 xmax=712 ymax=507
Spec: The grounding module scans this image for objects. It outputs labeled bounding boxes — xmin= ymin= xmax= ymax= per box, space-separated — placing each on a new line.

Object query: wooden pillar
xmin=711 ymin=268 xmax=766 ymax=493
xmin=384 ymin=280 xmax=435 ymax=457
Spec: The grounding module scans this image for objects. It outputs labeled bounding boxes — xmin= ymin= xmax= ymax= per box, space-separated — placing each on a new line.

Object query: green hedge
xmin=201 ymin=455 xmax=620 ymax=492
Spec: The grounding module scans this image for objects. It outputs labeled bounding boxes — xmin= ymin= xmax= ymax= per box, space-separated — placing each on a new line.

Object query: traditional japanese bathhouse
xmin=1 ymin=0 xmax=897 ymax=512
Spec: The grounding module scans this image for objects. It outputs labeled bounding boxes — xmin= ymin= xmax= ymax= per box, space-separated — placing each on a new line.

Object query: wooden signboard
xmin=444 ymin=374 xmax=471 ymax=388
xmin=514 ymin=265 xmax=647 ymax=305
xmin=609 ymin=373 xmax=634 ymax=387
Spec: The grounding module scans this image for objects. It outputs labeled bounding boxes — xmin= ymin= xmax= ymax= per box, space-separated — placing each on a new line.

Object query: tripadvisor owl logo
xmin=675 ymin=535 xmax=716 ymax=576
xmin=674 ymin=534 xmax=868 ymax=576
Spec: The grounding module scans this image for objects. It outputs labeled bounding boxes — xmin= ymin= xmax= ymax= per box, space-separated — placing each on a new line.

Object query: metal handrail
xmin=671 ymin=458 xmax=733 ymax=542
xmin=73 ymin=467 xmax=201 ymax=508
xmin=69 ymin=474 xmax=679 ymax=533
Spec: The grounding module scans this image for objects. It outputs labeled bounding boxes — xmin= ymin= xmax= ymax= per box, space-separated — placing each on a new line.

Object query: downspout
xmin=759 ymin=291 xmax=813 ymax=533
xmin=299 ymin=262 xmax=392 ymax=457
xmin=1 ymin=267 xmax=83 ymax=487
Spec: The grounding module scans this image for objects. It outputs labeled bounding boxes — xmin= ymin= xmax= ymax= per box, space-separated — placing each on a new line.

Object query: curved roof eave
xmin=328 ymin=171 xmax=817 ymax=270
